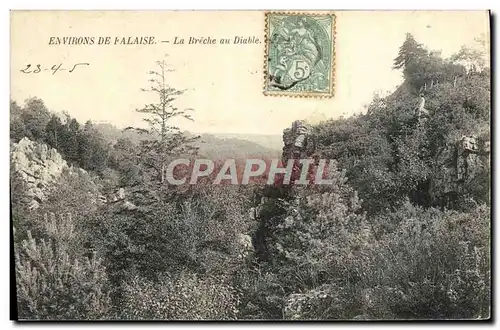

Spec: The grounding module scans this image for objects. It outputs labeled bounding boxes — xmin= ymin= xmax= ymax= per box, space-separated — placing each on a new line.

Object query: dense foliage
xmin=12 ymin=34 xmax=490 ymax=320
xmin=313 ymin=34 xmax=490 ymax=214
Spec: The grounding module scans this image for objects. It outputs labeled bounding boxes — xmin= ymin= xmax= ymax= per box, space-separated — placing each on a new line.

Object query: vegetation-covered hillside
xmin=11 ymin=34 xmax=490 ymax=320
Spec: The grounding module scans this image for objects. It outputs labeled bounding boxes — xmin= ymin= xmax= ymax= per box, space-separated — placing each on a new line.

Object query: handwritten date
xmin=20 ymin=63 xmax=90 ymax=75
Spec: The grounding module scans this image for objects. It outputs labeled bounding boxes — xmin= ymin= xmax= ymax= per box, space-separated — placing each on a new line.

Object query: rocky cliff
xmin=282 ymin=120 xmax=316 ymax=163
xmin=430 ymin=134 xmax=490 ymax=202
xmin=11 ymin=137 xmax=137 ymax=211
xmin=11 ymin=137 xmax=71 ymax=210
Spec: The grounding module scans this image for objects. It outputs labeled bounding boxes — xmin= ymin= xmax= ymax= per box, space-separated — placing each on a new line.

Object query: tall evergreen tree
xmin=77 ymin=121 xmax=110 ymax=174
xmin=20 ymin=97 xmax=52 ymax=142
xmin=126 ymin=58 xmax=199 ymax=184
xmin=393 ymin=33 xmax=428 ymax=70
xmin=45 ymin=114 xmax=63 ymax=149
xmin=10 ymin=101 xmax=25 ymax=142
xmin=58 ymin=114 xmax=81 ymax=164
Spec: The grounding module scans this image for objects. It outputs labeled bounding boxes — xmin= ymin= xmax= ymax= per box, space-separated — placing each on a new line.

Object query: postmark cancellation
xmin=264 ymin=12 xmax=336 ymax=97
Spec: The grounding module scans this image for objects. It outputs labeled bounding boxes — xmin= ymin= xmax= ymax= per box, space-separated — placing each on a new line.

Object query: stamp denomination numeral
xmin=289 ymin=60 xmax=310 ymax=81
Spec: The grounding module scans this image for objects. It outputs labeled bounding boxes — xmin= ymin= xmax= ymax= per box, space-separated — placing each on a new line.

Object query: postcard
xmin=10 ymin=10 xmax=491 ymax=321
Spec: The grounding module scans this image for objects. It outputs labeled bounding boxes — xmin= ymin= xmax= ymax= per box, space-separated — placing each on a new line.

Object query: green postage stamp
xmin=264 ymin=12 xmax=336 ymax=97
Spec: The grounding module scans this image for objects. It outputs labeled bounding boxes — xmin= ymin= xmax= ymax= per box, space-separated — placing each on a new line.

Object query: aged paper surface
xmin=11 ymin=11 xmax=489 ymax=134
xmin=10 ymin=10 xmax=491 ymax=321
xmin=264 ymin=11 xmax=336 ymax=97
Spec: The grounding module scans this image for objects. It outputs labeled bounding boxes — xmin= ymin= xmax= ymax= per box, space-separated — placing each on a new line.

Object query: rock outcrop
xmin=11 ymin=138 xmax=70 ymax=210
xmin=236 ymin=233 xmax=253 ymax=259
xmin=11 ymin=137 xmax=137 ymax=211
xmin=253 ymin=120 xmax=319 ymax=261
xmin=284 ymin=288 xmax=330 ymax=320
xmin=104 ymin=186 xmax=137 ymax=211
xmin=430 ymin=134 xmax=490 ymax=202
xmin=282 ymin=120 xmax=316 ymax=163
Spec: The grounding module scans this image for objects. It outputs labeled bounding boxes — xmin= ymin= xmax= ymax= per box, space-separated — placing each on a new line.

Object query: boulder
xmin=235 ymin=233 xmax=253 ymax=259
xmin=283 ymin=288 xmax=330 ymax=320
xmin=282 ymin=120 xmax=316 ymax=163
xmin=118 ymin=187 xmax=126 ymax=200
xmin=430 ymin=134 xmax=490 ymax=201
xmin=11 ymin=138 xmax=70 ymax=209
xmin=121 ymin=200 xmax=137 ymax=211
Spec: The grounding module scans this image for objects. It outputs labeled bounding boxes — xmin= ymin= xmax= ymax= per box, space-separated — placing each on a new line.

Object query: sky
xmin=10 ymin=11 xmax=490 ymax=135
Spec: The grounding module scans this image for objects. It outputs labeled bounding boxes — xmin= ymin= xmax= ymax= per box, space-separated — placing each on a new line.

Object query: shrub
xmin=233 ymin=266 xmax=286 ymax=320
xmin=243 ymin=162 xmax=375 ymax=319
xmin=119 ymin=272 xmax=239 ymax=320
xmin=88 ymin=184 xmax=252 ymax=288
xmin=268 ymin=162 xmax=370 ymax=293
xmin=365 ymin=202 xmax=490 ymax=319
xmin=282 ymin=201 xmax=490 ymax=320
xmin=15 ymin=214 xmax=112 ymax=320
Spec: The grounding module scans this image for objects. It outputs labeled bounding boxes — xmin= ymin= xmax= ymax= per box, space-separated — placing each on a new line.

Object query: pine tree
xmin=15 ymin=214 xmax=112 ymax=319
xmin=126 ymin=58 xmax=199 ymax=183
xmin=62 ymin=117 xmax=81 ymax=164
xmin=20 ymin=97 xmax=52 ymax=142
xmin=10 ymin=101 xmax=25 ymax=141
xmin=393 ymin=33 xmax=428 ymax=71
xmin=77 ymin=121 xmax=109 ymax=173
xmin=45 ymin=114 xmax=63 ymax=149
